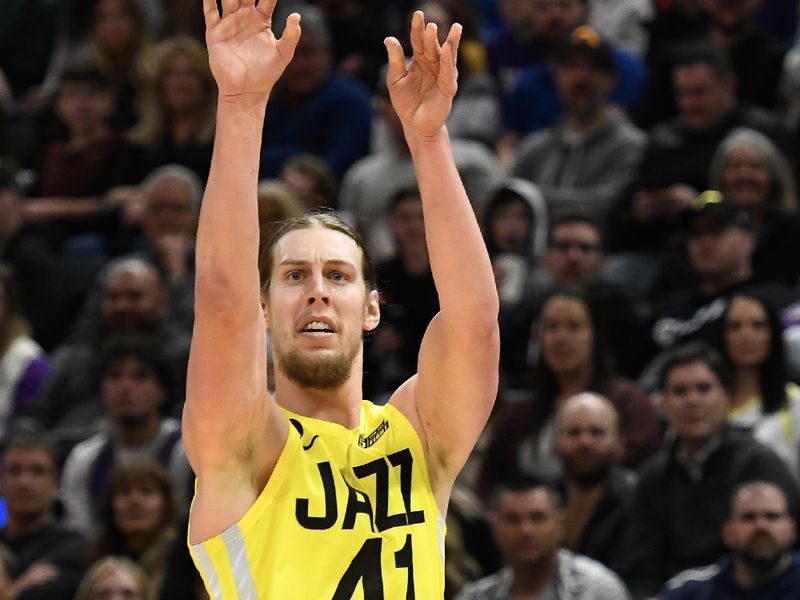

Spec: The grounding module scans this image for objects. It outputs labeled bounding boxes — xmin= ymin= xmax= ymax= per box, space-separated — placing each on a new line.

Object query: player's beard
xmin=275 ymin=336 xmax=360 ymax=390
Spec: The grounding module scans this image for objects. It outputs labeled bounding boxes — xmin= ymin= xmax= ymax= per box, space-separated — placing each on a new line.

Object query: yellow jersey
xmin=189 ymin=401 xmax=446 ymax=599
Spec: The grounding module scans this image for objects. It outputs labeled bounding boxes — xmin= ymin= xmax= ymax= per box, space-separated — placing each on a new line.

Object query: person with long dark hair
xmin=711 ymin=290 xmax=800 ymax=479
xmin=477 ymin=289 xmax=660 ymax=499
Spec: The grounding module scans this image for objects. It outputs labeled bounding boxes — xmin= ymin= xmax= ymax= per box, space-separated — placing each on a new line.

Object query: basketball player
xmin=183 ymin=0 xmax=500 ymax=597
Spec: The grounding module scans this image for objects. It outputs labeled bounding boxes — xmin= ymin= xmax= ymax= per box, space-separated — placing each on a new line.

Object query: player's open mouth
xmin=300 ymin=319 xmax=337 ymax=335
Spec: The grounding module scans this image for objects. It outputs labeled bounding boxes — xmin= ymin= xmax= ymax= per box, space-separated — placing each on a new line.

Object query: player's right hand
xmin=203 ymin=0 xmax=301 ymax=102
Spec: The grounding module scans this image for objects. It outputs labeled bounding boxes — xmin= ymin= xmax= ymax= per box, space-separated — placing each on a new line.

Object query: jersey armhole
xmin=189 ymin=418 xmax=301 ymax=549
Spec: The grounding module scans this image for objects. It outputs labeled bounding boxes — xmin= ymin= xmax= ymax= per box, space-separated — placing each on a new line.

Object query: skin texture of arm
xmin=182 ymin=0 xmax=300 ymax=544
xmin=384 ymin=13 xmax=500 ymax=512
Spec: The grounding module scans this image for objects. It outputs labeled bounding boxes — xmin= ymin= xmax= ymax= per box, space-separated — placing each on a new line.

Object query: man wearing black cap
xmin=512 ymin=25 xmax=646 ymax=222
xmin=649 ymin=190 xmax=793 ymax=354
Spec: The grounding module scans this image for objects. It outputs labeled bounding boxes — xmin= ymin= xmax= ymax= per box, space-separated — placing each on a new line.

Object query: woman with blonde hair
xmin=75 ymin=556 xmax=150 ymax=600
xmin=0 ymin=266 xmax=51 ymax=436
xmin=709 ymin=127 xmax=800 ymax=287
xmin=129 ymin=35 xmax=217 ymax=180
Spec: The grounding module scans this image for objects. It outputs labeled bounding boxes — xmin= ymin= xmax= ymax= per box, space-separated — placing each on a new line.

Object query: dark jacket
xmin=616 ymin=425 xmax=800 ymax=599
xmin=0 ymin=521 xmax=89 ymax=600
xmin=560 ymin=466 xmax=638 ymax=568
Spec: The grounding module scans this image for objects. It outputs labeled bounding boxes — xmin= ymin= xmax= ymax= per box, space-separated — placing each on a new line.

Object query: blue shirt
xmin=260 ymin=74 xmax=372 ymax=178
xmin=661 ymin=553 xmax=800 ymax=600
xmin=505 ymin=49 xmax=646 ymax=135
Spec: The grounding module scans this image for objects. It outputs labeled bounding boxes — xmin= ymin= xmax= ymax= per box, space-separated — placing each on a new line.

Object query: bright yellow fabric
xmin=190 ymin=401 xmax=445 ymax=599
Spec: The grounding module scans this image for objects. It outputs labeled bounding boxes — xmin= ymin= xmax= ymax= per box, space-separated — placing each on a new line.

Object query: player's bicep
xmin=183 ymin=302 xmax=280 ymax=475
xmin=405 ymin=313 xmax=500 ymax=484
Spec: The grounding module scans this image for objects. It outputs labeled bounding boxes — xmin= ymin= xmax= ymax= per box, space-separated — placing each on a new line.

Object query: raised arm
xmin=183 ymin=0 xmax=300 ymax=542
xmin=385 ymin=13 xmax=500 ymax=502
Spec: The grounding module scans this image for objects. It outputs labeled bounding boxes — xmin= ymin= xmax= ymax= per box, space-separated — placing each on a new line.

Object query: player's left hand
xmin=384 ymin=11 xmax=461 ymax=138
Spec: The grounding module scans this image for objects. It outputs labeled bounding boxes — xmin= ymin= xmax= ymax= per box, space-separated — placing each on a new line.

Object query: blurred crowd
xmin=4 ymin=0 xmax=800 ymax=598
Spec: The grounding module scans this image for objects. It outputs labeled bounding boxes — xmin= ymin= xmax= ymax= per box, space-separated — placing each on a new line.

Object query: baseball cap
xmin=552 ymin=26 xmax=615 ymax=73
xmin=685 ymin=190 xmax=753 ymax=232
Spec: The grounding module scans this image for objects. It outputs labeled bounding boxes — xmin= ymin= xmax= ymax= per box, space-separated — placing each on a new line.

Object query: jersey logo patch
xmin=358 ymin=420 xmax=389 ymax=448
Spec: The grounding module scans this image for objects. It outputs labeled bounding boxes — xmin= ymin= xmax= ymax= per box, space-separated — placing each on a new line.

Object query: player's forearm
xmin=407 ymin=127 xmax=499 ymax=321
xmin=195 ymin=98 xmax=267 ymax=307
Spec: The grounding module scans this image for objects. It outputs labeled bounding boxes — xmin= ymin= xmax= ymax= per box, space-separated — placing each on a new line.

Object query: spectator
xmin=711 ymin=291 xmax=800 ymax=480
xmin=512 ymin=25 xmax=646 ymax=221
xmin=649 ymin=192 xmax=793 ymax=357
xmin=662 ymin=481 xmax=800 ymax=599
xmin=75 ymin=557 xmax=149 ymax=600
xmin=83 ymin=0 xmax=154 ymax=130
xmin=278 ymin=153 xmax=338 ymax=210
xmin=339 ymin=71 xmax=502 ymax=261
xmin=24 ymin=257 xmax=191 ymax=435
xmin=487 ymin=0 xmax=585 ymax=102
xmin=455 ymin=478 xmax=631 ymax=599
xmin=366 ymin=188 xmax=438 ymax=399
xmin=636 ymin=41 xmax=789 ymax=197
xmin=93 ymin=462 xmax=178 ymax=596
xmin=100 ymin=165 xmax=202 ymax=331
xmin=127 ymin=36 xmax=216 ymax=183
xmin=482 ymin=179 xmax=548 ymax=386
xmin=29 ymin=64 xmax=132 ymax=254
xmin=0 ymin=266 xmax=51 ymax=437
xmin=709 ymin=127 xmax=800 ymax=287
xmin=478 ymin=289 xmax=659 ymax=498
xmin=617 ymin=342 xmax=799 ymax=598
xmin=639 ymin=0 xmax=785 ymax=127
xmin=60 ymin=334 xmax=191 ymax=539
xmin=256 ymin=180 xmax=304 ymax=245
xmin=0 ymin=428 xmax=89 ymax=600
xmin=503 ymin=23 xmax=646 ymax=145
xmin=554 ymin=392 xmax=637 ymax=567
xmin=529 ymin=214 xmax=651 ymax=379
xmin=258 ymin=6 xmax=372 ymax=178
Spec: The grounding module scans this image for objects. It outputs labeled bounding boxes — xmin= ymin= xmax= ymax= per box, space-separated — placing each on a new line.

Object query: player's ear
xmin=363 ymin=289 xmax=380 ymax=332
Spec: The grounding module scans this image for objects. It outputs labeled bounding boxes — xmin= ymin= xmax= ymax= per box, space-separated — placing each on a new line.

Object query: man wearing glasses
xmin=662 ymin=481 xmax=800 ymax=599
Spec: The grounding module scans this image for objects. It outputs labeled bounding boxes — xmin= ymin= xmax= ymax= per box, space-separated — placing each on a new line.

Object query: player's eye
xmin=288 ymin=271 xmax=303 ymax=281
xmin=330 ymin=271 xmax=346 ymax=282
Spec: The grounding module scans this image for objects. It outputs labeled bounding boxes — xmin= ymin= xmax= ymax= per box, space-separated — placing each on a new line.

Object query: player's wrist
xmin=218 ymin=91 xmax=271 ymax=109
xmin=403 ymin=125 xmax=449 ymax=151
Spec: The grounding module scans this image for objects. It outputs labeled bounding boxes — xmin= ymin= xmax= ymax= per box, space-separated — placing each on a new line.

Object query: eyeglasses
xmin=549 ymin=240 xmax=601 ymax=254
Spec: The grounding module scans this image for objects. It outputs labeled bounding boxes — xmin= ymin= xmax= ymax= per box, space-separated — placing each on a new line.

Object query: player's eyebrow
xmin=278 ymin=258 xmax=358 ymax=270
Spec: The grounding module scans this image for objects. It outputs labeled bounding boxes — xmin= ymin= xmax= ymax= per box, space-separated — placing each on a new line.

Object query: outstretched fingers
xmin=410 ymin=11 xmax=425 ymax=58
xmin=384 ymin=36 xmax=407 ymax=87
xmin=438 ymin=23 xmax=461 ymax=90
xmin=276 ymin=13 xmax=302 ymax=64
xmin=423 ymin=21 xmax=440 ymax=65
xmin=202 ymin=0 xmax=220 ymax=26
